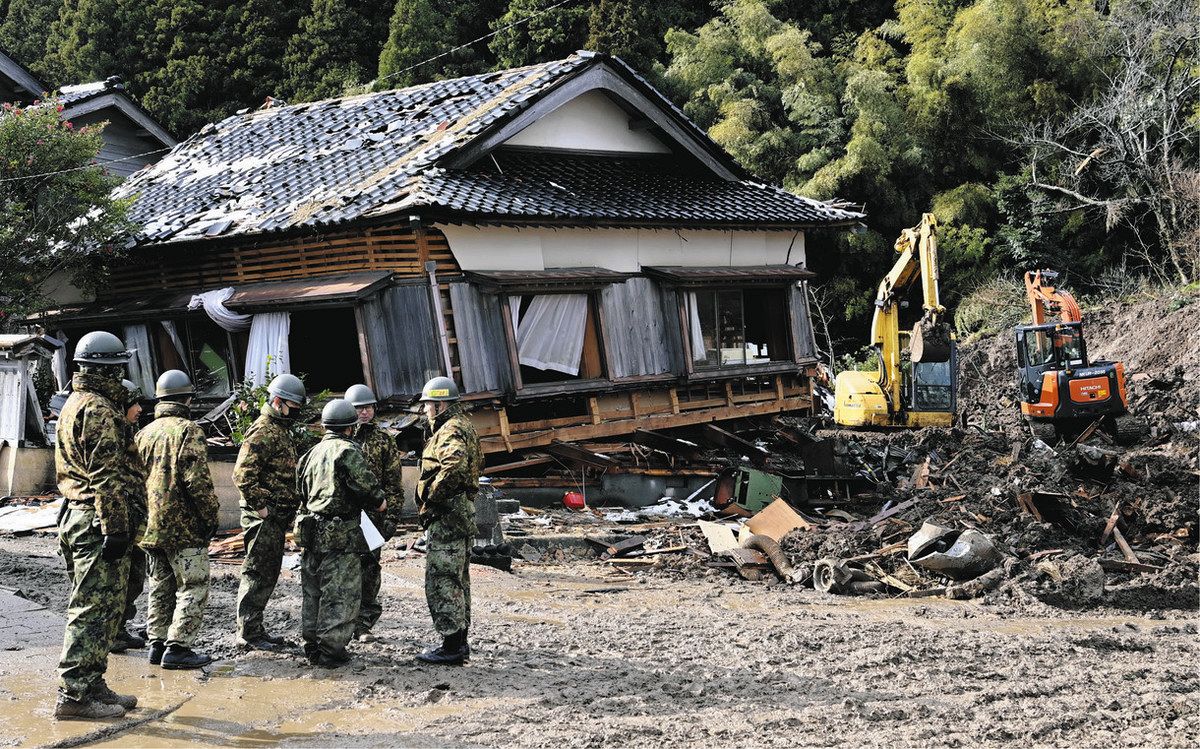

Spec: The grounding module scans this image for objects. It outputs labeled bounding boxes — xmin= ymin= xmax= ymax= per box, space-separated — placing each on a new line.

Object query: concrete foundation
xmin=0 ymin=444 xmax=55 ymax=498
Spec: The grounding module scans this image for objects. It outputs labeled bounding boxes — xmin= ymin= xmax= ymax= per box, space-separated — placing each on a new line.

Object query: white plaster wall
xmin=437 ymin=225 xmax=806 ymax=272
xmin=503 ymin=91 xmax=671 ymax=154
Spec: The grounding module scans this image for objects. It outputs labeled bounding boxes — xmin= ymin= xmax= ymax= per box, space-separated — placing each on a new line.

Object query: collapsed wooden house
xmin=35 ymin=52 xmax=862 ymax=456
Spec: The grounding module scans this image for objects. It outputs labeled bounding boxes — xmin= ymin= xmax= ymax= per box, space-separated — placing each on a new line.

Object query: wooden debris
xmin=698 ymin=520 xmax=739 ymax=554
xmin=1111 ymin=527 xmax=1141 ymax=564
xmin=1100 ymin=502 xmax=1123 ymax=546
xmin=745 ymin=498 xmax=811 ymax=541
xmin=1098 ymin=558 xmax=1162 ymax=574
xmin=600 ymin=536 xmax=646 ymax=560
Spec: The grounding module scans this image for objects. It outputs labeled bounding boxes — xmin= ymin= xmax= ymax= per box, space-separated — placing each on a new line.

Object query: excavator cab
xmin=1014 ymin=271 xmax=1140 ymax=442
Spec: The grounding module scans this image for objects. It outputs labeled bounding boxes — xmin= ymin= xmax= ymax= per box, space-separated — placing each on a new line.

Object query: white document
xmin=360 ymin=511 xmax=385 ymax=551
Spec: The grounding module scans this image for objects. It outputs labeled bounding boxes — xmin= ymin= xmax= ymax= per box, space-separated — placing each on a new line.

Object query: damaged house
xmin=35 ymin=52 xmax=862 ymax=456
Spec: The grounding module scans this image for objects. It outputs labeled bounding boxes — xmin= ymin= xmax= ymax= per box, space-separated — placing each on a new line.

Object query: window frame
xmin=673 ymin=283 xmax=804 ymax=381
xmin=500 ymin=288 xmax=616 ymax=397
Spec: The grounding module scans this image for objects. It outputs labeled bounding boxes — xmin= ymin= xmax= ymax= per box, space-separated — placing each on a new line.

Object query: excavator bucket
xmin=911 ymin=320 xmax=952 ymax=363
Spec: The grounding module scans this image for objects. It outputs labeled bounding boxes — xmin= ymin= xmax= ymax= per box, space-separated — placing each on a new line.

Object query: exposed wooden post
xmin=498 ymin=407 xmax=513 ymax=453
xmin=724 ymin=381 xmax=735 ymax=407
xmin=628 ymin=391 xmax=641 ymax=418
xmin=668 ymin=387 xmax=681 ymax=414
xmin=589 ymin=397 xmax=601 ymax=425
xmin=425 ymin=260 xmax=455 ymax=379
xmin=774 ymin=375 xmax=785 ymax=401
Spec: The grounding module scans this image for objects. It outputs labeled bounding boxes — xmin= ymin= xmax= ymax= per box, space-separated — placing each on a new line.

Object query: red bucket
xmin=562 ymin=491 xmax=586 ymax=511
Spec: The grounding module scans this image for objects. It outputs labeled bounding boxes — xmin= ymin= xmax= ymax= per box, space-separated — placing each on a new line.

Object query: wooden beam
xmin=477 ymin=395 xmax=812 ymax=454
xmin=632 ymin=428 xmax=705 ymax=461
xmin=698 ymin=423 xmax=770 ymax=465
xmin=483 ymin=455 xmax=554 ymax=475
xmin=544 ymin=440 xmax=620 ymax=469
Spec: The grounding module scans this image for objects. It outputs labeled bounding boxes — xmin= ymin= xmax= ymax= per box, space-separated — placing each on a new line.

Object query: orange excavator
xmin=1014 ymin=270 xmax=1142 ymax=443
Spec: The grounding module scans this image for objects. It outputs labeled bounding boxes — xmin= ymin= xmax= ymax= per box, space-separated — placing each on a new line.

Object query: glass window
xmin=184 ymin=316 xmax=236 ymax=399
xmin=1024 ymin=330 xmax=1053 ymax=367
xmin=1054 ymin=327 xmax=1085 ymax=365
xmin=912 ymin=360 xmax=953 ymax=411
xmin=689 ymin=288 xmax=791 ymax=369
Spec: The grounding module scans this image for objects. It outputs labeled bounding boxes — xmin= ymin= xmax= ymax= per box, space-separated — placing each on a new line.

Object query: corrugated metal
xmin=361 ymin=284 xmax=442 ymax=399
xmin=790 ymin=282 xmax=818 ymax=361
xmin=643 ymin=265 xmax=816 ymax=285
xmin=600 ymin=277 xmax=677 ymax=378
xmin=450 ymin=283 xmax=515 ymax=394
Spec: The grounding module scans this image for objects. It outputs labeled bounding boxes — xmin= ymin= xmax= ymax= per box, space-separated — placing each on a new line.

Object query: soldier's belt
xmin=314 ymin=511 xmax=358 ymax=523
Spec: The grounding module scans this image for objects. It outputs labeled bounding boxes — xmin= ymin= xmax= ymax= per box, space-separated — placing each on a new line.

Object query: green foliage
xmin=229 ymin=1 xmax=305 ymax=106
xmin=0 ymin=100 xmax=133 ymax=324
xmin=489 ymin=0 xmax=591 ymax=69
xmin=834 ymin=345 xmax=879 ymax=374
xmin=952 ymin=276 xmax=1026 ymax=338
xmin=285 ymin=0 xmax=380 ymax=102
xmin=0 ymin=0 xmax=59 ymax=79
xmin=377 ymin=0 xmax=450 ymax=89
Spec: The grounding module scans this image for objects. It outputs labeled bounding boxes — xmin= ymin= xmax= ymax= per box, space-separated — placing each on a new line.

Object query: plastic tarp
xmin=515 ymin=294 xmax=588 ymax=375
xmin=243 ymin=312 xmax=290 ymax=386
xmin=122 ymin=324 xmax=155 ymax=394
xmin=188 ymin=287 xmax=251 ymax=332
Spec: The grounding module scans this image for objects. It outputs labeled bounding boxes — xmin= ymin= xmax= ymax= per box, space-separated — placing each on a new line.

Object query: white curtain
xmin=243 ymin=312 xmax=290 ymax=386
xmin=686 ymin=292 xmax=707 ymax=362
xmin=188 ymin=287 xmax=251 ymax=332
xmin=122 ymin=324 xmax=156 ymax=394
xmin=516 ymin=294 xmax=588 ymax=375
xmin=508 ymin=296 xmax=522 ymax=337
xmin=51 ymin=330 xmax=68 ymax=389
xmin=160 ymin=320 xmax=189 ymax=373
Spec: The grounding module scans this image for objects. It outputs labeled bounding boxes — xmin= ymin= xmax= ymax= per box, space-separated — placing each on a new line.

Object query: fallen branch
xmin=43 ymin=697 xmax=193 ymax=749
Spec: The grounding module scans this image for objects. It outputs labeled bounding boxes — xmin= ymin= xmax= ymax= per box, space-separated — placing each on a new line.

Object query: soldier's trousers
xmin=146 ymin=547 xmax=210 ymax=647
xmin=301 ymin=545 xmax=361 ymax=658
xmin=236 ymin=513 xmax=287 ymax=639
xmin=358 ymin=549 xmax=382 ymax=633
xmin=57 ymin=506 xmax=129 ymax=699
xmin=425 ymin=533 xmax=471 ymax=636
xmin=123 ymin=547 xmax=146 ymax=625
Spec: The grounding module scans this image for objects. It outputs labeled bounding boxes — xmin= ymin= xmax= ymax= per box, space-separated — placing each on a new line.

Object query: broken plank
xmin=600 ymin=536 xmax=646 ymax=560
xmin=483 ymin=455 xmax=554 ymax=475
xmin=745 ymin=498 xmax=812 ymax=541
xmin=851 ymin=498 xmax=919 ymax=530
xmin=697 ymin=520 xmax=739 ymax=554
xmin=1111 ymin=526 xmax=1141 ymax=564
xmin=627 ymin=545 xmax=688 ymax=557
xmin=1099 ymin=502 xmax=1123 ymax=546
xmin=605 ymin=558 xmax=656 ymax=566
xmin=1098 ymin=558 xmax=1162 ymax=574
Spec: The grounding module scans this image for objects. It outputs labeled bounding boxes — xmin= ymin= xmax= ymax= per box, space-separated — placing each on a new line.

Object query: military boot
xmin=89 ymin=681 xmax=138 ymax=710
xmin=162 ymin=645 xmax=213 ymax=670
xmin=314 ymin=650 xmax=351 ymax=669
xmin=237 ymin=635 xmax=283 ymax=652
xmin=110 ymin=627 xmax=146 ymax=653
xmin=148 ymin=641 xmax=165 ymax=666
xmin=54 ymin=694 xmax=125 ymax=720
xmin=416 ymin=631 xmax=468 ymax=666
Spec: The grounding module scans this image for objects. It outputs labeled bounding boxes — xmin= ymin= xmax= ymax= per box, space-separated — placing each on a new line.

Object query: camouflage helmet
xmin=155 ymin=369 xmax=193 ymax=398
xmin=267 ymin=373 xmax=306 ymax=404
xmin=419 ymin=376 xmax=460 ymax=402
xmin=321 ymin=398 xmax=358 ymax=429
xmin=120 ymin=379 xmax=142 ymax=407
xmin=344 ymin=383 xmax=377 ymax=408
xmin=73 ymin=331 xmax=132 ymax=365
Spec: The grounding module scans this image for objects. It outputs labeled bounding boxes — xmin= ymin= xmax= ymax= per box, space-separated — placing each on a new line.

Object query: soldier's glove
xmin=101 ymin=532 xmax=131 ymax=562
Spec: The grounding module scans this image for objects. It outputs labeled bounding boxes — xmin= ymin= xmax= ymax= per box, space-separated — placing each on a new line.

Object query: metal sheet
xmin=599 ymin=277 xmax=676 ymax=378
xmin=642 ymin=265 xmax=816 ymax=285
xmin=450 ymin=282 xmax=515 ymax=394
xmin=360 ymin=284 xmax=442 ymax=400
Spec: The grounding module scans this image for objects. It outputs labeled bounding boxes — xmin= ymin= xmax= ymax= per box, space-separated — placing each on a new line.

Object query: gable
xmin=503 ymin=90 xmax=670 ymax=155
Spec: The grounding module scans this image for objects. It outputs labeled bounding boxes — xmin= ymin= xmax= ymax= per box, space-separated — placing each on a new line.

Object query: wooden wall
xmin=102 ymin=224 xmax=459 ymax=299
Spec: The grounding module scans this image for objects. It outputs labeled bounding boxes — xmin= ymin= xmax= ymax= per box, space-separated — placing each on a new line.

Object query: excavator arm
xmin=1025 ymin=269 xmax=1081 ymax=325
xmin=869 ymin=213 xmax=952 ymax=406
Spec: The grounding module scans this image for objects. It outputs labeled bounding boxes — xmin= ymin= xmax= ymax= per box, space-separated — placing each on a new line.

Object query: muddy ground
xmin=1 ymin=530 xmax=1197 ymax=749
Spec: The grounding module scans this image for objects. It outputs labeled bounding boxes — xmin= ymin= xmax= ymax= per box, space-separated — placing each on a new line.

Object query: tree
xmin=285 ymin=0 xmax=381 ymax=101
xmin=489 ymin=0 xmax=591 ymax=69
xmin=227 ymin=0 xmax=305 ymax=106
xmin=0 ymin=0 xmax=61 ymax=81
xmin=0 ymin=100 xmax=132 ymax=324
xmin=40 ymin=0 xmax=152 ymax=87
xmin=378 ymin=0 xmax=503 ymax=88
xmin=585 ymin=0 xmax=661 ymax=72
xmin=1020 ymin=0 xmax=1200 ymax=283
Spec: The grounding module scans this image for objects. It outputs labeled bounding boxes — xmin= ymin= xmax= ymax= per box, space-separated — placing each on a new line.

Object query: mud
xmin=1 ymin=532 xmax=1198 ymax=748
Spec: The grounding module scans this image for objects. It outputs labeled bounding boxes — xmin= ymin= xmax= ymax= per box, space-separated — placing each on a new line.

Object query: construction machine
xmin=1015 ymin=269 xmax=1141 ymax=443
xmin=834 ymin=213 xmax=957 ymax=428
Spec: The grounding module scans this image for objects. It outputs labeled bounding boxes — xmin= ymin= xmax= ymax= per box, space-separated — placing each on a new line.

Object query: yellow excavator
xmin=833 ymin=213 xmax=957 ymax=428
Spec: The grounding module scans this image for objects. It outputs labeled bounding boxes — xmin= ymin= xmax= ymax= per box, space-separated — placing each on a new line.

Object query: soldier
xmin=295 ymin=399 xmax=387 ymax=667
xmin=54 ymin=331 xmax=138 ymax=719
xmin=233 ymin=373 xmax=306 ymax=651
xmin=111 ymin=380 xmax=148 ymax=654
xmin=135 ymin=370 xmax=220 ymax=670
xmin=344 ymin=384 xmax=404 ymax=641
xmin=415 ymin=377 xmax=481 ymax=666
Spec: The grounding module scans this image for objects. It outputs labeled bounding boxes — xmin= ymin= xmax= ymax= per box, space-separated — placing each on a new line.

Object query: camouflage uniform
xmin=295 ymin=433 xmax=385 ymax=660
xmin=353 ymin=421 xmax=404 ymax=634
xmin=135 ymin=401 xmax=220 ymax=647
xmin=122 ymin=427 xmax=148 ymax=630
xmin=55 ymin=372 xmax=132 ymax=700
xmin=416 ymin=403 xmax=482 ymax=637
xmin=233 ymin=403 xmax=300 ymax=640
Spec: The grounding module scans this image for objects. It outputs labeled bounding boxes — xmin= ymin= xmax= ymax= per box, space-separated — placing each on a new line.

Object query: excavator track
xmin=1111 ymin=414 xmax=1150 ymax=446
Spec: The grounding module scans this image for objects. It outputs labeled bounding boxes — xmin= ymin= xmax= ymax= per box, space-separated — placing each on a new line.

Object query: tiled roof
xmin=114 ymin=53 xmax=861 ymax=247
xmin=402 ymin=150 xmax=860 ymax=227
